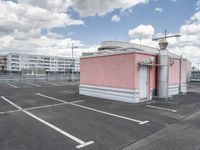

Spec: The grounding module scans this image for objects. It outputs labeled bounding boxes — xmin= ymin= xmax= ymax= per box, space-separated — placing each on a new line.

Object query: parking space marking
xmin=36 ymin=93 xmax=66 ymax=103
xmin=7 ymin=83 xmax=17 ymax=88
xmin=26 ymin=83 xmax=41 ymax=87
xmin=36 ymin=93 xmax=149 ymax=125
xmin=0 ymin=100 xmax=85 ymax=115
xmin=146 ymin=105 xmax=177 ymax=113
xmin=0 ymin=96 xmax=94 ymax=149
xmin=47 ymin=82 xmax=60 ymax=86
xmin=62 ymin=91 xmax=75 ymax=94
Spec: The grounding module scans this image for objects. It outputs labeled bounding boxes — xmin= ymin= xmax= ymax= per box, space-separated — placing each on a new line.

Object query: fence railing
xmin=0 ymin=73 xmax=80 ymax=83
xmin=191 ymin=74 xmax=200 ymax=81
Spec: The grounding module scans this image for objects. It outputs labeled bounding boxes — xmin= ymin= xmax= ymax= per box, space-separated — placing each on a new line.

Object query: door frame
xmin=139 ymin=66 xmax=150 ymax=101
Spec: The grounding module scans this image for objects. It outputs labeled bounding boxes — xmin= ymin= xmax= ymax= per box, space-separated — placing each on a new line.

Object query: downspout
xmin=179 ymin=56 xmax=182 ymax=93
xmin=155 ymin=56 xmax=158 ymax=96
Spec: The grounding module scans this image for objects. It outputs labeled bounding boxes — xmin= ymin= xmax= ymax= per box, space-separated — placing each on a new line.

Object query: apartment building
xmin=0 ymin=53 xmax=80 ymax=73
xmin=0 ymin=55 xmax=7 ymax=72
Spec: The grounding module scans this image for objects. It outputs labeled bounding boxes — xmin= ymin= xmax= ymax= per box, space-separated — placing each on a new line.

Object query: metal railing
xmin=0 ymin=73 xmax=80 ymax=83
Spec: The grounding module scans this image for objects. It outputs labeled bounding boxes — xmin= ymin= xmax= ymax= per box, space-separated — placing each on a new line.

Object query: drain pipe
xmin=157 ymin=38 xmax=169 ymax=99
xmin=179 ymin=55 xmax=182 ymax=93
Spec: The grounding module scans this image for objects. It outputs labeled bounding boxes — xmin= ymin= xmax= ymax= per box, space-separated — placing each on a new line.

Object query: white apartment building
xmin=0 ymin=53 xmax=80 ymax=73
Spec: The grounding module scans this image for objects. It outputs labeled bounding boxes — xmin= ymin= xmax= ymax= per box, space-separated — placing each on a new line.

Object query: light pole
xmin=70 ymin=42 xmax=78 ymax=81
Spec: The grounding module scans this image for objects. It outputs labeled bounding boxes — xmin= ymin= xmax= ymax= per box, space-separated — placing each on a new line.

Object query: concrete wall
xmin=169 ymin=58 xmax=187 ymax=85
xmin=80 ymin=53 xmax=136 ymax=89
xmin=80 ymin=52 xmax=157 ymax=103
xmin=80 ymin=52 xmax=187 ymax=102
xmin=134 ymin=53 xmax=156 ymax=90
xmin=186 ymin=60 xmax=191 ymax=83
xmin=168 ymin=58 xmax=187 ymax=95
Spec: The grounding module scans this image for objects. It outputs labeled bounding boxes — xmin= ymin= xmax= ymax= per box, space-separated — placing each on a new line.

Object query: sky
xmin=0 ymin=0 xmax=200 ymax=66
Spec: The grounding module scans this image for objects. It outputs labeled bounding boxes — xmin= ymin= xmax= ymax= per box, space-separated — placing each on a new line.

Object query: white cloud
xmin=0 ymin=33 xmax=98 ymax=58
xmin=71 ymin=0 xmax=149 ymax=17
xmin=0 ymin=0 xmax=150 ymax=58
xmin=111 ymin=15 xmax=120 ymax=22
xmin=154 ymin=7 xmax=163 ymax=13
xmin=128 ymin=10 xmax=200 ymax=67
xmin=130 ymin=38 xmax=158 ymax=48
xmin=0 ymin=0 xmax=87 ymax=57
xmin=196 ymin=0 xmax=200 ymax=11
xmin=128 ymin=24 xmax=155 ymax=38
xmin=171 ymin=0 xmax=176 ymax=3
xmin=18 ymin=0 xmax=73 ymax=12
xmin=0 ymin=1 xmax=84 ymax=36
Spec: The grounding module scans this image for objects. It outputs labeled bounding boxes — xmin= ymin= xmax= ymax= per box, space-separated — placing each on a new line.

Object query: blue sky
xmin=0 ymin=0 xmax=200 ymax=66
xmin=53 ymin=0 xmax=196 ymax=45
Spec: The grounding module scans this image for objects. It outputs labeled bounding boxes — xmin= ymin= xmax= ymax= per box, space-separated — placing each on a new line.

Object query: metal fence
xmin=191 ymin=71 xmax=200 ymax=82
xmin=0 ymin=73 xmax=80 ymax=83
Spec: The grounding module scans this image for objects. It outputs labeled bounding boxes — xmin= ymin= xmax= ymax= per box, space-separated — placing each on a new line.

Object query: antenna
xmin=152 ymin=29 xmax=181 ymax=41
xmin=140 ymin=32 xmax=142 ymax=49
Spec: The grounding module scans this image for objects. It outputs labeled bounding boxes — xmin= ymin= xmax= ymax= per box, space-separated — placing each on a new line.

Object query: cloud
xmin=0 ymin=0 xmax=83 ymax=36
xmin=18 ymin=0 xmax=73 ymax=12
xmin=128 ymin=11 xmax=200 ymax=66
xmin=71 ymin=0 xmax=149 ymax=17
xmin=171 ymin=0 xmax=176 ymax=3
xmin=154 ymin=7 xmax=163 ymax=13
xmin=130 ymin=38 xmax=158 ymax=48
xmin=128 ymin=24 xmax=155 ymax=38
xmin=111 ymin=15 xmax=120 ymax=22
xmin=0 ymin=0 xmax=87 ymax=57
xmin=196 ymin=0 xmax=200 ymax=11
xmin=0 ymin=32 xmax=98 ymax=57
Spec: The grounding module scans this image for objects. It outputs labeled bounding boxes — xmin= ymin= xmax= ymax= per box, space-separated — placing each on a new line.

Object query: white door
xmin=139 ymin=66 xmax=149 ymax=99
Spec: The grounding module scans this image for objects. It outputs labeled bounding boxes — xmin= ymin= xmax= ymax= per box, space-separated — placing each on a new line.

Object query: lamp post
xmin=71 ymin=42 xmax=78 ymax=81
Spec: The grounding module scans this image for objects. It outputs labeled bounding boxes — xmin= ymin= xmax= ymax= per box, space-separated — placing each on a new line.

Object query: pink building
xmin=79 ymin=41 xmax=188 ymax=103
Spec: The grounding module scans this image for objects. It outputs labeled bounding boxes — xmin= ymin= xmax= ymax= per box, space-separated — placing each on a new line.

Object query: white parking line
xmin=146 ymin=105 xmax=177 ymax=113
xmin=0 ymin=100 xmax=85 ymax=115
xmin=7 ymin=83 xmax=17 ymax=88
xmin=47 ymin=83 xmax=59 ymax=86
xmin=26 ymin=83 xmax=41 ymax=87
xmin=62 ymin=91 xmax=75 ymax=94
xmin=0 ymin=96 xmax=94 ymax=149
xmin=36 ymin=93 xmax=149 ymax=125
xmin=36 ymin=93 xmax=66 ymax=103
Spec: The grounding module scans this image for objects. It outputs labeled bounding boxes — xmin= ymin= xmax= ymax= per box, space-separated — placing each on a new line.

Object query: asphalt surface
xmin=0 ymin=81 xmax=200 ymax=150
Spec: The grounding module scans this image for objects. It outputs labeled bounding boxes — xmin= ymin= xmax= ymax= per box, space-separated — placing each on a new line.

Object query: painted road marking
xmin=36 ymin=93 xmax=149 ymax=125
xmin=146 ymin=105 xmax=177 ymax=113
xmin=62 ymin=91 xmax=75 ymax=94
xmin=47 ymin=82 xmax=59 ymax=86
xmin=7 ymin=83 xmax=17 ymax=88
xmin=0 ymin=100 xmax=85 ymax=115
xmin=26 ymin=83 xmax=41 ymax=87
xmin=0 ymin=96 xmax=94 ymax=149
xmin=36 ymin=93 xmax=66 ymax=103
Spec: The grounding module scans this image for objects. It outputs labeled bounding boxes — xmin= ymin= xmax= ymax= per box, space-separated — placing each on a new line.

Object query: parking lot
xmin=0 ymin=81 xmax=200 ymax=150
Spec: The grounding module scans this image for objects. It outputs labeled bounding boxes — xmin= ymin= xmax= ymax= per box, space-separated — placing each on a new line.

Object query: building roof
xmin=81 ymin=41 xmax=186 ymax=60
xmin=0 ymin=52 xmax=79 ymax=60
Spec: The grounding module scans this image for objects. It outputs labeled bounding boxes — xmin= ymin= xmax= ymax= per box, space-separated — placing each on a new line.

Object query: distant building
xmin=0 ymin=53 xmax=80 ymax=74
xmin=0 ymin=55 xmax=7 ymax=72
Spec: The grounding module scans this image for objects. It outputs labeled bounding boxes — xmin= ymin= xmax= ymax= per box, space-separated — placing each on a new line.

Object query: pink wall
xmin=80 ymin=52 xmax=157 ymax=91
xmin=80 ymin=53 xmax=136 ymax=89
xmin=169 ymin=59 xmax=180 ymax=85
xmin=169 ymin=58 xmax=187 ymax=85
xmin=181 ymin=60 xmax=187 ymax=84
xmin=134 ymin=53 xmax=156 ymax=90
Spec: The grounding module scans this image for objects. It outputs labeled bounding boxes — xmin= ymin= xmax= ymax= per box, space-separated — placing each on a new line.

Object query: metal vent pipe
xmin=157 ymin=38 xmax=169 ymax=99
